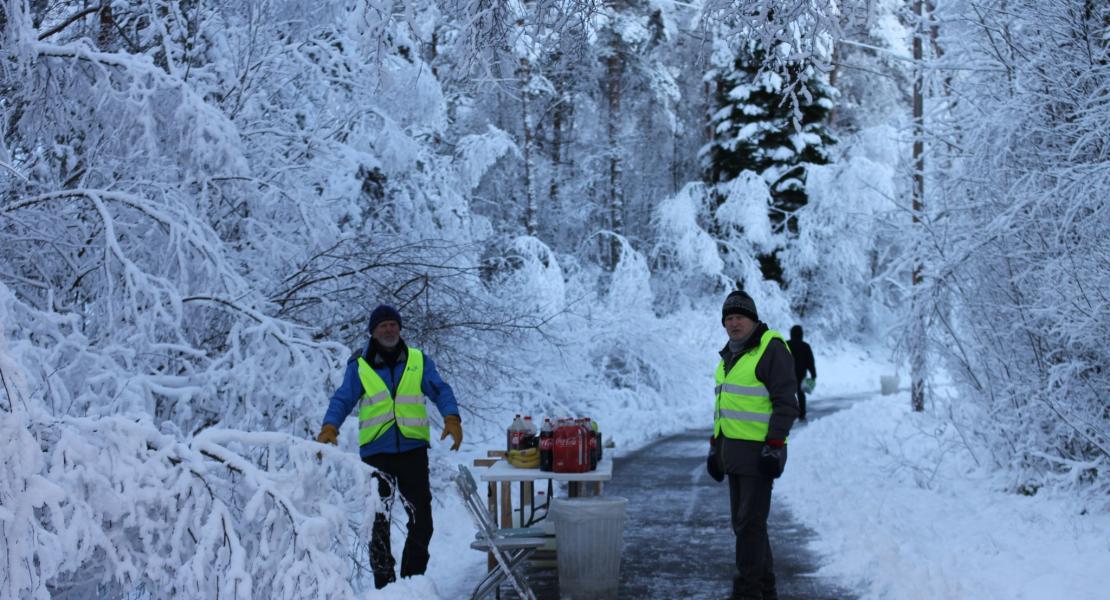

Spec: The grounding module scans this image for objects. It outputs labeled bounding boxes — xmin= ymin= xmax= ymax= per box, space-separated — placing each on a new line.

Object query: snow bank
xmin=780 ymin=393 xmax=1110 ymax=600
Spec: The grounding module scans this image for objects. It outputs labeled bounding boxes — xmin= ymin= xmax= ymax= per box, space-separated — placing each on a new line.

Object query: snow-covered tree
xmin=913 ymin=0 xmax=1110 ymax=500
xmin=704 ymin=42 xmax=837 ymax=283
xmin=0 ymin=2 xmax=545 ymax=595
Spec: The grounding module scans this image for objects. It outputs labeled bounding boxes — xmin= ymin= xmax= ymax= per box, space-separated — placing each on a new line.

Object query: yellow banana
xmin=510 ymin=448 xmax=539 ymax=458
xmin=507 ymin=448 xmax=540 ymax=468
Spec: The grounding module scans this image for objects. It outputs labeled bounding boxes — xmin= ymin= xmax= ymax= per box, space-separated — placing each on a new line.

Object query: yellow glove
xmin=440 ymin=415 xmax=463 ymax=451
xmin=316 ymin=423 xmax=338 ymax=445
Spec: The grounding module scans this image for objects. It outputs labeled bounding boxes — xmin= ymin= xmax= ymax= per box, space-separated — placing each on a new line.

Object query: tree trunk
xmin=828 ymin=44 xmax=839 ymax=125
xmin=98 ymin=4 xmax=114 ymax=50
xmin=549 ymin=58 xmax=564 ymax=231
xmin=910 ymin=0 xmax=926 ymax=412
xmin=519 ymin=59 xmax=538 ymax=236
xmin=605 ymin=51 xmax=624 ymax=270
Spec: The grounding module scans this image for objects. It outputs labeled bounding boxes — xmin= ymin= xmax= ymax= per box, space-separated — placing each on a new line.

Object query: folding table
xmin=479 ymin=458 xmax=614 ymax=530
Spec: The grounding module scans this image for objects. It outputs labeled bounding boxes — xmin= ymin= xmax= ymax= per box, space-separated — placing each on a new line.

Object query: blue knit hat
xmin=368 ymin=304 xmax=402 ymax=334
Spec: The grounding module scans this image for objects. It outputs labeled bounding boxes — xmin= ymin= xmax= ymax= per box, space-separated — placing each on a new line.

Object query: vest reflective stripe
xmin=714 ymin=329 xmax=789 ymax=443
xmin=364 ymin=390 xmax=391 ymax=406
xmin=714 ymin=410 xmax=768 ymax=423
xmin=357 ymin=348 xmax=429 ymax=445
xmin=714 ymin=383 xmax=770 ymax=397
xmin=362 ymin=412 xmax=395 ymax=427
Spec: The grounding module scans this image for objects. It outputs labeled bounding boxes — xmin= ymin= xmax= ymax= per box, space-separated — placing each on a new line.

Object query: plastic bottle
xmin=507 ymin=414 xmax=523 ymax=452
xmin=592 ymin=418 xmax=603 ymax=462
xmin=588 ymin=418 xmax=599 ymax=470
xmin=578 ymin=418 xmax=594 ymax=471
xmin=539 ymin=418 xmax=554 ymax=471
xmin=522 ymin=415 xmax=538 ymax=449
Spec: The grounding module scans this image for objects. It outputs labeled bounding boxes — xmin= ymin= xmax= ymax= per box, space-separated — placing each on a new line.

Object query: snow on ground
xmin=780 ymin=388 xmax=1110 ymax=600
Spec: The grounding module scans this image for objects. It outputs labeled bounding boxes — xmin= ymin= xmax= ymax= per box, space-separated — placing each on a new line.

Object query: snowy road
xmin=523 ymin=397 xmax=860 ymax=599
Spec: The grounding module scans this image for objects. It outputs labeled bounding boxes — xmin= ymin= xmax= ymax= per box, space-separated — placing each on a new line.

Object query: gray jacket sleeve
xmin=756 ymin=339 xmax=799 ymax=440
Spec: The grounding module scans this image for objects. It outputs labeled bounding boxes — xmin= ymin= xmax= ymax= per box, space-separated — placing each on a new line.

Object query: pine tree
xmin=705 ymin=43 xmax=837 ymax=283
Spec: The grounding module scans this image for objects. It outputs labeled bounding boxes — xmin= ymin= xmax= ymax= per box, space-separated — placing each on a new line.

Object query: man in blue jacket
xmin=315 ymin=304 xmax=463 ymax=589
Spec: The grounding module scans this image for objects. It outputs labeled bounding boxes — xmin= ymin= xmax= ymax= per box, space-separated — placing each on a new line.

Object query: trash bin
xmin=550 ymin=496 xmax=628 ymax=600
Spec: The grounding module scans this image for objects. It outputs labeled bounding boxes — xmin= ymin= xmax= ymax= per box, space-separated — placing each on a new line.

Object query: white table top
xmin=479 ymin=458 xmax=613 ymax=482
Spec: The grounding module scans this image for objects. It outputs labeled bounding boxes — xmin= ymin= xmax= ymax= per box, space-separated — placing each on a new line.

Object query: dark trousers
xmin=728 ymin=474 xmax=777 ymax=600
xmin=796 ymin=384 xmax=807 ymax=420
xmin=362 ymin=447 xmax=433 ymax=589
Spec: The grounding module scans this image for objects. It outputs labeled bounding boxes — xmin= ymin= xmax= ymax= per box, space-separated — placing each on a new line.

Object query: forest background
xmin=1 ymin=1 xmax=1107 ymax=598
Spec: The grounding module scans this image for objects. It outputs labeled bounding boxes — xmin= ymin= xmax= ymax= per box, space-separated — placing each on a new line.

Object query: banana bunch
xmin=506 ymin=447 xmax=540 ymax=469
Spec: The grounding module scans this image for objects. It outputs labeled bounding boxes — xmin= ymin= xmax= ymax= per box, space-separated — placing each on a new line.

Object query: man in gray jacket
xmin=710 ymin=290 xmax=799 ymax=600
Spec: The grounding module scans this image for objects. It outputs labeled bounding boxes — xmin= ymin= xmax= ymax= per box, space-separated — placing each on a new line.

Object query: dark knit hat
xmin=368 ymin=304 xmax=402 ymax=333
xmin=722 ymin=290 xmax=758 ymax=323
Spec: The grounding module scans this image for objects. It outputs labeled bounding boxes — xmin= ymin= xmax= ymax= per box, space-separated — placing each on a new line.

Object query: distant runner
xmin=787 ymin=325 xmax=817 ymax=421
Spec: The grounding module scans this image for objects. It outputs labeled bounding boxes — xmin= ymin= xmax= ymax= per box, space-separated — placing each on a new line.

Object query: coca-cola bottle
xmin=577 ymin=418 xmax=593 ymax=471
xmin=591 ymin=419 xmax=602 ymax=463
xmin=578 ymin=420 xmax=590 ymax=472
xmin=522 ymin=415 xmax=538 ymax=449
xmin=507 ymin=414 xmax=523 ymax=452
xmin=587 ymin=418 xmax=599 ymax=470
xmin=539 ymin=418 xmax=554 ymax=471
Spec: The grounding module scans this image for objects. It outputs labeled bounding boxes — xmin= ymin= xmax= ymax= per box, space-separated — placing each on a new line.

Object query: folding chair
xmin=455 ymin=464 xmax=544 ymax=600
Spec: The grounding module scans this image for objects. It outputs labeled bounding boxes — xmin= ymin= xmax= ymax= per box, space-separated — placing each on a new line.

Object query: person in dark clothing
xmin=787 ymin=325 xmax=817 ymax=421
xmin=315 ymin=305 xmax=463 ymax=589
xmin=711 ymin=291 xmax=799 ymax=600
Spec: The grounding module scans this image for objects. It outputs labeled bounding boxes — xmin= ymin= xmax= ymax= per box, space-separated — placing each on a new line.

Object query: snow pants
xmin=728 ymin=474 xmax=778 ymax=600
xmin=363 ymin=447 xmax=433 ymax=589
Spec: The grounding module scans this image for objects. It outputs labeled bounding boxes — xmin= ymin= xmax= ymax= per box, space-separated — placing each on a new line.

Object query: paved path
xmin=520 ymin=395 xmax=864 ymax=599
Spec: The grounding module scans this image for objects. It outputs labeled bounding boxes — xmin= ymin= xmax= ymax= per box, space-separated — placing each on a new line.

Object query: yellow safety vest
xmin=357 ymin=348 xmax=429 ymax=445
xmin=714 ymin=329 xmax=788 ymax=443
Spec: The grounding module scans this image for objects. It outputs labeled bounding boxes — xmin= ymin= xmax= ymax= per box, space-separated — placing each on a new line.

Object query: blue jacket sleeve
xmin=422 ymin=355 xmax=459 ymax=418
xmin=322 ymin=360 xmax=364 ymax=429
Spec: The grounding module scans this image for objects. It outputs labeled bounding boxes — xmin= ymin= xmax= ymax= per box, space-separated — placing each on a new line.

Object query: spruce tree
xmin=705 ymin=43 xmax=837 ymax=283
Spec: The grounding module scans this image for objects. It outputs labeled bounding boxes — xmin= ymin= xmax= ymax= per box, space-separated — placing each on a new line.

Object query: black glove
xmin=758 ymin=443 xmax=786 ymax=479
xmin=706 ymin=438 xmax=725 ymax=482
